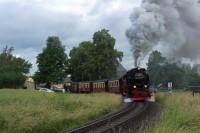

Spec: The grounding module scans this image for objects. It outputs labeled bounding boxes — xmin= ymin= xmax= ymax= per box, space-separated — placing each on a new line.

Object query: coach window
xmin=79 ymin=84 xmax=80 ymax=88
xmin=115 ymin=81 xmax=118 ymax=86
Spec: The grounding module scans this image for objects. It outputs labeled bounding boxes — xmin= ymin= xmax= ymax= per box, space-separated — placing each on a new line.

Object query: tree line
xmin=34 ymin=29 xmax=123 ymax=86
xmin=1 ymin=28 xmax=200 ymax=89
xmin=0 ymin=29 xmax=123 ymax=88
xmin=147 ymin=51 xmax=200 ymax=89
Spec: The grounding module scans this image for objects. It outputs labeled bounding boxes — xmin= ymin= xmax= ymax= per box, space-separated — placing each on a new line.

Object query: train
xmin=63 ymin=68 xmax=151 ymax=101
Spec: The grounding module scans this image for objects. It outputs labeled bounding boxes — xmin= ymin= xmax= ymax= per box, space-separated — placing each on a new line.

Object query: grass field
xmin=144 ymin=92 xmax=200 ymax=133
xmin=0 ymin=89 xmax=122 ymax=133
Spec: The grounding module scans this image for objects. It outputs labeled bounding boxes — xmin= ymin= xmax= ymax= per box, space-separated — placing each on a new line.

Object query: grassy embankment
xmin=0 ymin=89 xmax=122 ymax=133
xmin=144 ymin=92 xmax=200 ymax=133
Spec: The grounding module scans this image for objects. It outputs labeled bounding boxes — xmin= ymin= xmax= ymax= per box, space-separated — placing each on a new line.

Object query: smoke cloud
xmin=126 ymin=0 xmax=200 ymax=67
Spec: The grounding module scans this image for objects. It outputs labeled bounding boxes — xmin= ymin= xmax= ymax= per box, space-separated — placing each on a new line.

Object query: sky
xmin=0 ymin=0 xmax=142 ymax=74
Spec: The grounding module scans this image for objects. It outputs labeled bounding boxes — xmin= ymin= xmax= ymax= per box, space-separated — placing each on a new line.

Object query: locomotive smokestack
xmin=126 ymin=0 xmax=200 ymax=64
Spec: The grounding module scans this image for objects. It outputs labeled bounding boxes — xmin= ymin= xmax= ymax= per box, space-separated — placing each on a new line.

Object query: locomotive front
xmin=123 ymin=68 xmax=151 ymax=101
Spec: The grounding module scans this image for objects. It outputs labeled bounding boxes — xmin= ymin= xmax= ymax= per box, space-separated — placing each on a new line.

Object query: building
xmin=24 ymin=77 xmax=35 ymax=89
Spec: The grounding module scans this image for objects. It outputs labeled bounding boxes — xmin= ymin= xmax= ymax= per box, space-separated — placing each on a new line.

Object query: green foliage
xmin=34 ymin=36 xmax=68 ymax=85
xmin=147 ymin=50 xmax=200 ymax=88
xmin=147 ymin=51 xmax=167 ymax=87
xmin=69 ymin=41 xmax=96 ymax=81
xmin=69 ymin=29 xmax=123 ymax=81
xmin=0 ymin=46 xmax=32 ymax=88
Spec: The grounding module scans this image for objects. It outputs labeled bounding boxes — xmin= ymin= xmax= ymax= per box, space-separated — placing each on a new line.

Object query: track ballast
xmin=62 ymin=101 xmax=162 ymax=133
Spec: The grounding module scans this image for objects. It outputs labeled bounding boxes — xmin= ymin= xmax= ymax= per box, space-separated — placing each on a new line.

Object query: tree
xmin=146 ymin=50 xmax=200 ymax=89
xmin=69 ymin=41 xmax=96 ymax=81
xmin=93 ymin=29 xmax=123 ymax=79
xmin=147 ymin=51 xmax=167 ymax=87
xmin=147 ymin=51 xmax=185 ymax=88
xmin=183 ymin=64 xmax=200 ymax=87
xmin=0 ymin=46 xmax=32 ymax=88
xmin=69 ymin=29 xmax=123 ymax=81
xmin=34 ymin=36 xmax=68 ymax=86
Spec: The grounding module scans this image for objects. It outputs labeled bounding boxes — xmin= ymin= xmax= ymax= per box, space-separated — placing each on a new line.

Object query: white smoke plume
xmin=126 ymin=0 xmax=200 ymax=67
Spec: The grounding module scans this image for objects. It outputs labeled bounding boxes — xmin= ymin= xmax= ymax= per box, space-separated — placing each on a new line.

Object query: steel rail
xmin=62 ymin=102 xmax=150 ymax=133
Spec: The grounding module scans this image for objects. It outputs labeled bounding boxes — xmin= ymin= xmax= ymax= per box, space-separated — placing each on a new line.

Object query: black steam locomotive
xmin=122 ymin=68 xmax=151 ymax=101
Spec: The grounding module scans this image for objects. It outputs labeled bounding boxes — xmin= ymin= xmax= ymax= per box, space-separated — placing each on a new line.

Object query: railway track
xmin=62 ymin=102 xmax=161 ymax=133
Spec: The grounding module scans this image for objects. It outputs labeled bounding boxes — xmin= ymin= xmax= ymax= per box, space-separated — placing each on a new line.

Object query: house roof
xmin=116 ymin=63 xmax=127 ymax=78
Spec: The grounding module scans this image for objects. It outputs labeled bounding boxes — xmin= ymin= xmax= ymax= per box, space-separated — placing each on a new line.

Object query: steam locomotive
xmin=122 ymin=68 xmax=151 ymax=101
xmin=63 ymin=68 xmax=151 ymax=101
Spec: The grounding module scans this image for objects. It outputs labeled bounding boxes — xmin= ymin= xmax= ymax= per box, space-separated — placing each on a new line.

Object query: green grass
xmin=0 ymin=89 xmax=122 ymax=133
xmin=144 ymin=92 xmax=200 ymax=133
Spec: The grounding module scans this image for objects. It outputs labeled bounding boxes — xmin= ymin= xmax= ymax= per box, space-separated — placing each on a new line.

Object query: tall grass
xmin=0 ymin=89 xmax=122 ymax=133
xmin=144 ymin=92 xmax=200 ymax=133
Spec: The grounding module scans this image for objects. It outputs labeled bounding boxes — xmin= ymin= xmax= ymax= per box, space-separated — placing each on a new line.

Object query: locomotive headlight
xmin=144 ymin=85 xmax=148 ymax=88
xmin=133 ymin=85 xmax=136 ymax=88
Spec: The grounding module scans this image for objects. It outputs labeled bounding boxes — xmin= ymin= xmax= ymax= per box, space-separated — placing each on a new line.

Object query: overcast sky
xmin=0 ymin=0 xmax=142 ymax=74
